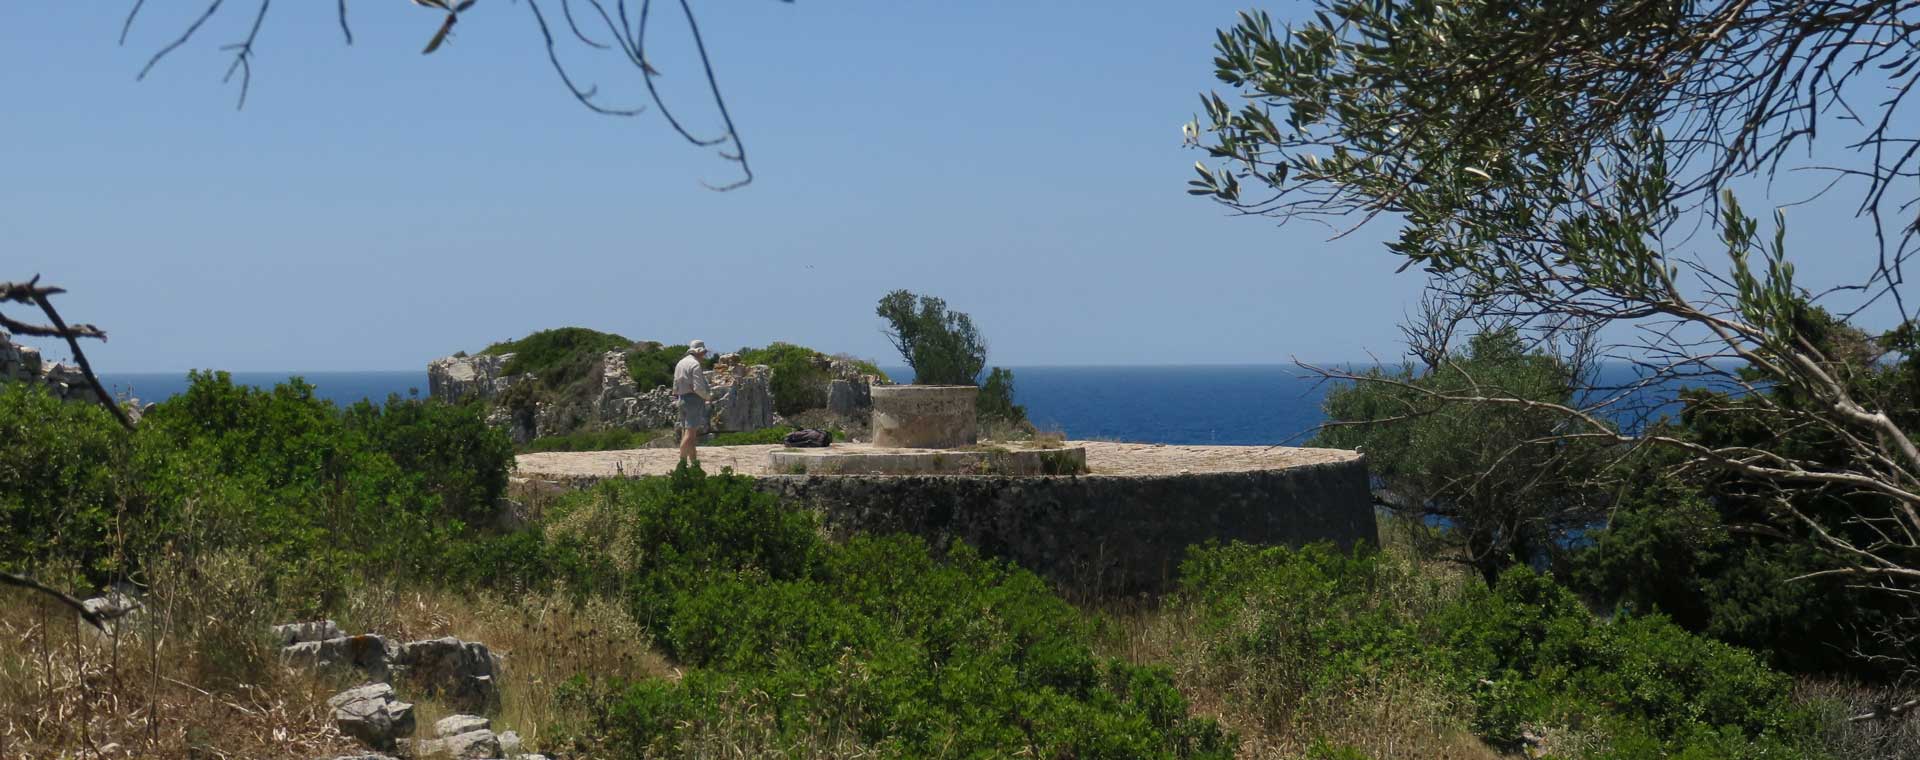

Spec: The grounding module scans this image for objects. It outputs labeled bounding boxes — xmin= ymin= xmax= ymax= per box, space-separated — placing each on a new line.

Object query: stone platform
xmin=515 ymin=442 xmax=1374 ymax=594
xmin=767 ymin=442 xmax=1087 ymax=476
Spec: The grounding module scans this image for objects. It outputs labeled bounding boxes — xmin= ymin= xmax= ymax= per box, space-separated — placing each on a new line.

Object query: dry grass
xmin=1093 ymin=597 xmax=1500 ymax=760
xmin=334 ymin=580 xmax=673 ymax=753
xmin=1793 ymin=678 xmax=1920 ymax=760
xmin=0 ymin=573 xmax=360 ymax=758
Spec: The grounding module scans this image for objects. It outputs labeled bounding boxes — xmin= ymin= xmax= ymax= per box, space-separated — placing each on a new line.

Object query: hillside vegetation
xmin=3 ymin=376 xmax=1909 ymax=758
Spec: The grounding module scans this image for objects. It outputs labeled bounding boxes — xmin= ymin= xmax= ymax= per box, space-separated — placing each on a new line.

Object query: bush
xmin=977 ymin=366 xmax=1030 ymax=431
xmin=1176 ymin=542 xmax=1821 ymax=758
xmin=876 ymin=290 xmax=988 ymax=386
xmin=625 ymin=343 xmax=689 ymax=391
xmin=521 ymin=428 xmax=661 ymax=453
xmin=344 ymin=395 xmax=513 ymax=524
xmin=0 ymin=382 xmax=135 ymax=584
xmin=545 ymin=468 xmax=1231 ymax=759
xmin=482 ymin=327 xmax=634 ymax=383
xmin=736 ymin=342 xmax=829 ymax=416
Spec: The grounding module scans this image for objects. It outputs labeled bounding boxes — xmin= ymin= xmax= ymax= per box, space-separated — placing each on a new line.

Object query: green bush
xmin=706 ymin=426 xmax=798 ymax=446
xmin=545 ymin=468 xmax=1231 ymax=759
xmin=521 ymin=428 xmax=661 ymax=453
xmin=482 ymin=327 xmax=634 ymax=382
xmin=977 ymin=366 xmax=1029 ymax=429
xmin=0 ymin=382 xmax=135 ymax=584
xmin=345 ymin=394 xmax=513 ymax=525
xmin=736 ymin=342 xmax=829 ymax=416
xmin=625 ymin=343 xmax=689 ymax=391
xmin=1177 ymin=542 xmax=1821 ymax=758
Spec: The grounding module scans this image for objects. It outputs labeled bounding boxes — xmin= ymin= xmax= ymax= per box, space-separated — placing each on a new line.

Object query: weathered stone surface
xmin=871 ymin=385 xmax=978 ymax=449
xmin=826 ymin=379 xmax=869 ymax=418
xmin=434 ymin=714 xmax=490 ymax=738
xmin=427 ymin=353 xmax=517 ymax=403
xmin=395 ymin=637 xmax=499 ymax=711
xmin=757 ymin=458 xmax=1375 ymax=594
xmin=327 ymin=683 xmax=414 ymax=750
xmin=284 ymin=634 xmax=396 ymax=681
xmin=0 ymin=331 xmax=100 ymax=403
xmin=498 ymin=729 xmax=523 ymax=755
xmin=707 ymin=361 xmax=774 ymax=433
xmin=416 ymin=729 xmax=500 ymax=760
xmin=273 ymin=620 xmax=344 ymax=647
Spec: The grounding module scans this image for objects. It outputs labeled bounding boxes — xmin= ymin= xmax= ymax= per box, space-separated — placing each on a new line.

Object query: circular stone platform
xmin=516 ymin=441 xmax=1357 ymax=479
xmin=768 ymin=442 xmax=1088 ymax=476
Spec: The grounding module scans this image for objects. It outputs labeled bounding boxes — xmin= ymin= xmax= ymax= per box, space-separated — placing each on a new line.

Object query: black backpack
xmin=783 ymin=428 xmax=833 ymax=448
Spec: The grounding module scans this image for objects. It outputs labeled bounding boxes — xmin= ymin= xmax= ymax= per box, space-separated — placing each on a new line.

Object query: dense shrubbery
xmin=540 ymin=470 xmax=1231 ymax=758
xmin=736 ymin=342 xmax=831 ymax=416
xmin=483 ymin=327 xmax=634 ymax=383
xmin=3 ymin=373 xmax=516 ymax=612
xmin=520 ymin=428 xmax=662 ymax=453
xmin=625 ymin=342 xmax=690 ymax=391
xmin=1177 ymin=542 xmax=1820 ymax=758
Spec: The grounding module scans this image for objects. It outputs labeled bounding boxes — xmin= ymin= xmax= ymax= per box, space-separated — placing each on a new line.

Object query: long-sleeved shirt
xmin=672 ymin=354 xmax=712 ymax=400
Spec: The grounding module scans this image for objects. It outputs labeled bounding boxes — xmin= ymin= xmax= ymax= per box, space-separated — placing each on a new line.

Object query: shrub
xmin=1176 ymin=542 xmax=1821 ymax=758
xmin=736 ymin=342 xmax=829 ymax=416
xmin=876 ymin=290 xmax=987 ymax=386
xmin=705 ymin=426 xmax=798 ymax=446
xmin=520 ymin=428 xmax=661 ymax=453
xmin=482 ymin=327 xmax=634 ymax=383
xmin=344 ymin=395 xmax=513 ymax=524
xmin=625 ymin=343 xmax=689 ymax=391
xmin=545 ymin=468 xmax=1230 ymax=759
xmin=0 ymin=382 xmax=135 ymax=584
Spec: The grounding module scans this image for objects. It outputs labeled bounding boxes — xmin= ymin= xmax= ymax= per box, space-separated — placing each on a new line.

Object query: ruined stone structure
xmin=0 ymin=331 xmax=104 ymax=403
xmin=427 ymin=348 xmax=776 ymax=443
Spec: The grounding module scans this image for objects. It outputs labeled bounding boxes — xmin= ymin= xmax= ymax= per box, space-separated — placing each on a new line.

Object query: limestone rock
xmin=395 ymin=637 xmax=499 ymax=712
xmin=434 ymin=714 xmax=490 ymax=738
xmin=327 ymin=683 xmax=415 ymax=750
xmin=273 ymin=620 xmax=343 ymax=647
xmin=498 ymin=729 xmax=522 ymax=755
xmin=284 ymin=634 xmax=396 ymax=681
xmin=707 ymin=363 xmax=774 ymax=433
xmin=415 ymin=729 xmax=500 ymax=760
xmin=428 ymin=353 xmax=517 ymax=403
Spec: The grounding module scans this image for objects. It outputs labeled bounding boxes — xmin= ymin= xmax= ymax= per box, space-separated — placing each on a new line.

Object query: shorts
xmin=677 ymin=394 xmax=709 ymax=431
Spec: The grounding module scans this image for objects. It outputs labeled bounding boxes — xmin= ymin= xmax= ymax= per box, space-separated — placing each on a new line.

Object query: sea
xmin=99 ymin=363 xmax=1688 ymax=446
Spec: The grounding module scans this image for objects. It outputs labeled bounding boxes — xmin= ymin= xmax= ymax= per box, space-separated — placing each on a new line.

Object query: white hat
xmin=688 ymin=340 xmax=708 ymax=354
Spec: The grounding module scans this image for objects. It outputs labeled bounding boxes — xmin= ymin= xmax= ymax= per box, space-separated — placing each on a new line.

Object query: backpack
xmin=783 ymin=428 xmax=833 ymax=448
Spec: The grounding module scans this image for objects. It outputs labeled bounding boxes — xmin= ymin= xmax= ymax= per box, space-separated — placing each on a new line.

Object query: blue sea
xmin=103 ymin=363 xmax=1688 ymax=446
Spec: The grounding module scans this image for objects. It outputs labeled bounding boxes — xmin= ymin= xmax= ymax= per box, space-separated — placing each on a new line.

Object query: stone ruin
xmin=0 ymin=331 xmax=100 ymax=403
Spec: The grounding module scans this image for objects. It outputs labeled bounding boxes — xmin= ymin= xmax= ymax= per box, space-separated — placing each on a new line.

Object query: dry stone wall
xmin=764 ymin=458 xmax=1373 ymax=594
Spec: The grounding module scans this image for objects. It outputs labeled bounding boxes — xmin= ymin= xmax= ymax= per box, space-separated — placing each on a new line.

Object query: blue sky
xmin=0 ymin=2 xmax=1902 ymax=372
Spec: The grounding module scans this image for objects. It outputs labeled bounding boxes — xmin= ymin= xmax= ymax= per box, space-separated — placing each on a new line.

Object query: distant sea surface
xmin=103 ymin=363 xmax=1683 ymax=447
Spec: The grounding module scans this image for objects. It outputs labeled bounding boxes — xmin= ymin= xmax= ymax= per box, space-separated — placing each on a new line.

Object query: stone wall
xmin=752 ymin=458 xmax=1375 ymax=594
xmin=1 ymin=331 xmax=98 ymax=403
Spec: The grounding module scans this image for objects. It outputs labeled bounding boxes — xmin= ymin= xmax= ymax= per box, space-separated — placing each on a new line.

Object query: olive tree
xmin=1190 ymin=0 xmax=1920 ymax=691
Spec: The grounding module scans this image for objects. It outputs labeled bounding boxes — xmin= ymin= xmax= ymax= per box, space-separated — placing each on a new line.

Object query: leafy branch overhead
xmin=118 ymin=0 xmax=793 ymax=189
xmin=1189 ymin=0 xmax=1920 ymax=679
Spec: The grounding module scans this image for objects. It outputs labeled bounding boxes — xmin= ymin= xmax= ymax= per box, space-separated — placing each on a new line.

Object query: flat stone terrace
xmin=515 ymin=441 xmax=1360 ymax=480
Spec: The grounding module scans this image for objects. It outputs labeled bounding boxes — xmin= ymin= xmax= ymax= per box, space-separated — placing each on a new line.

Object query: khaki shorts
xmin=677 ymin=394 xmax=709 ymax=431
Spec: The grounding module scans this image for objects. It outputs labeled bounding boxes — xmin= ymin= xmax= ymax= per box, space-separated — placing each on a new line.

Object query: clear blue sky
xmin=0 ymin=3 xmax=1898 ymax=372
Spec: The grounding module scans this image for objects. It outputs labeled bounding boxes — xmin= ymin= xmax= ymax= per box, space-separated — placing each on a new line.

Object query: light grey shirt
xmin=672 ymin=354 xmax=712 ymax=400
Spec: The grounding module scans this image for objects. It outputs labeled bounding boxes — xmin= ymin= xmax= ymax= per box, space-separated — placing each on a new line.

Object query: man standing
xmin=673 ymin=340 xmax=714 ymax=466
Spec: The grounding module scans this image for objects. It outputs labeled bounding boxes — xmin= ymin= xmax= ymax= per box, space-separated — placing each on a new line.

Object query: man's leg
xmin=679 ymin=427 xmax=699 ymax=464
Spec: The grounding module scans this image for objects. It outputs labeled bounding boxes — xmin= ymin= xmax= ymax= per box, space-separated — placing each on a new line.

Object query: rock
xmin=395 ymin=637 xmax=499 ymax=711
xmin=498 ymin=730 xmax=522 ymax=754
xmin=272 ymin=620 xmax=344 ymax=647
xmin=428 ymin=353 xmax=517 ymax=403
xmin=434 ymin=714 xmax=490 ymax=738
xmin=284 ymin=634 xmax=396 ymax=681
xmin=327 ymin=683 xmax=415 ymax=750
xmin=708 ymin=364 xmax=774 ymax=433
xmin=826 ymin=378 xmax=870 ymax=418
xmin=416 ymin=729 xmax=500 ymax=760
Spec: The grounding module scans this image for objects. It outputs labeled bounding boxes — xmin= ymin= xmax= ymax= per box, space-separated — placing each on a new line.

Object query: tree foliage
xmin=876 ymin=290 xmax=988 ymax=386
xmin=1194 ymin=0 xmax=1920 ymax=677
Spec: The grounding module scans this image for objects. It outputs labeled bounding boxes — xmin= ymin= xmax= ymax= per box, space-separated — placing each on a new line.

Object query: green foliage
xmin=546 ymin=468 xmax=1230 ymax=758
xmin=625 ymin=343 xmax=689 ymax=391
xmin=483 ymin=327 xmax=634 ymax=383
xmin=976 ymin=366 xmax=1028 ymax=429
xmin=705 ymin=426 xmax=797 ymax=446
xmin=344 ymin=394 xmax=513 ymax=525
xmin=876 ymin=290 xmax=988 ymax=386
xmin=1312 ymin=330 xmax=1608 ymax=583
xmin=521 ymin=428 xmax=662 ymax=453
xmin=735 ymin=342 xmax=829 ymax=416
xmin=1178 ymin=542 xmax=1820 ymax=758
xmin=0 ymin=382 xmax=133 ymax=583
